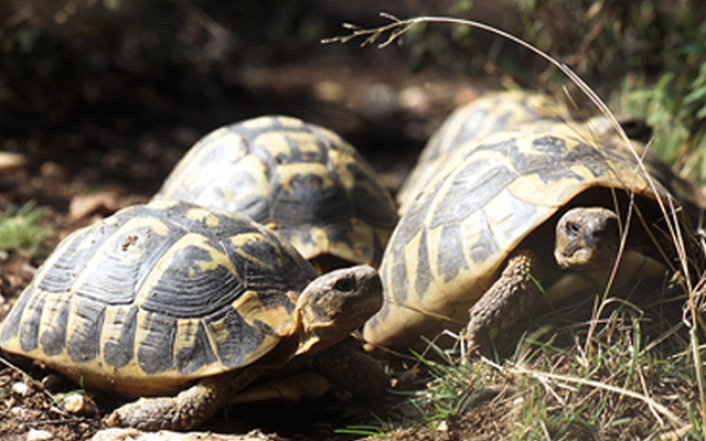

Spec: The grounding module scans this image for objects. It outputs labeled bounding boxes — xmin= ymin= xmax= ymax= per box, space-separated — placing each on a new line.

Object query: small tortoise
xmin=396 ymin=91 xmax=572 ymax=213
xmin=152 ymin=115 xmax=398 ymax=272
xmin=363 ymin=128 xmax=703 ymax=349
xmin=0 ymin=200 xmax=386 ymax=431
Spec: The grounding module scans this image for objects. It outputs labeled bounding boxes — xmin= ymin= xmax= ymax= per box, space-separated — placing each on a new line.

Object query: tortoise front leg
xmin=466 ymin=249 xmax=544 ymax=349
xmin=104 ymin=368 xmax=260 ymax=431
xmin=311 ymin=341 xmax=388 ymax=397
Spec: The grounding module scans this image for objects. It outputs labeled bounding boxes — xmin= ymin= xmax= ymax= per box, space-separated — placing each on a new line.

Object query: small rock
xmin=4 ymin=396 xmax=16 ymax=408
xmin=21 ymin=262 xmax=38 ymax=275
xmin=69 ymin=192 xmax=119 ymax=220
xmin=11 ymin=405 xmax=36 ymax=419
xmin=399 ymin=86 xmax=429 ymax=114
xmin=62 ymin=393 xmax=100 ymax=416
xmin=11 ymin=381 xmax=31 ymax=397
xmin=27 ymin=429 xmax=53 ymax=441
xmin=0 ymin=151 xmax=28 ymax=170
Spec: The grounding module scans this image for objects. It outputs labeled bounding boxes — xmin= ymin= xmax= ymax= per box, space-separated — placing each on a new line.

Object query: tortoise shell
xmin=152 ymin=115 xmax=398 ymax=270
xmin=363 ymin=128 xmax=702 ymax=348
xmin=0 ymin=200 xmax=320 ymax=397
xmin=396 ymin=91 xmax=572 ymax=212
xmin=398 ymin=92 xmax=706 ymax=230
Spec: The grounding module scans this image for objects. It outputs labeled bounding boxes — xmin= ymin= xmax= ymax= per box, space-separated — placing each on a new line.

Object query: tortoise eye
xmin=333 ymin=277 xmax=356 ymax=292
xmin=566 ymin=222 xmax=580 ymax=238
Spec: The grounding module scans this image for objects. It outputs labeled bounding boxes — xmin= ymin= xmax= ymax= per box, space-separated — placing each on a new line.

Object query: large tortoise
xmin=0 ymin=200 xmax=386 ymax=431
xmin=152 ymin=115 xmax=398 ymax=272
xmin=363 ymin=128 xmax=704 ymax=349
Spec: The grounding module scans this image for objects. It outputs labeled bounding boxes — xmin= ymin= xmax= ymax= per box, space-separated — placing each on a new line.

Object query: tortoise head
xmin=294 ymin=264 xmax=383 ymax=355
xmin=555 ymin=206 xmax=620 ymax=271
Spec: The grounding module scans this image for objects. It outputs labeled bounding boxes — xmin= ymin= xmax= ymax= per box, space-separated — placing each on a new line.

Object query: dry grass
xmin=361 ymin=286 xmax=704 ymax=440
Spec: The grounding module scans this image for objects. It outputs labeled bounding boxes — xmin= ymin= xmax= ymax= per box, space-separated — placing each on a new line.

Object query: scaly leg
xmin=104 ymin=367 xmax=260 ymax=431
xmin=466 ymin=249 xmax=544 ymax=349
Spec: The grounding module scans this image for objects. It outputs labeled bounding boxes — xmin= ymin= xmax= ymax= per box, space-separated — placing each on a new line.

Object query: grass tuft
xmin=378 ymin=294 xmax=702 ymax=440
xmin=0 ymin=201 xmax=52 ymax=257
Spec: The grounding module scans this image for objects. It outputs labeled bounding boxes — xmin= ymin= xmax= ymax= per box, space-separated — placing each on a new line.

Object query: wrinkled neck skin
xmin=544 ymin=249 xmax=667 ymax=305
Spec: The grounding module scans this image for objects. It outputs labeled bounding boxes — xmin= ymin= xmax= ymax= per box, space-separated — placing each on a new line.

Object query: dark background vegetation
xmin=1 ymin=0 xmax=705 ymax=198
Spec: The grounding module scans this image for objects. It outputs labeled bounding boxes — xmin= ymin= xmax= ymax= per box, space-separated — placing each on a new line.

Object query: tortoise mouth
xmin=344 ymin=288 xmax=384 ymax=324
xmin=310 ymin=279 xmax=383 ymax=332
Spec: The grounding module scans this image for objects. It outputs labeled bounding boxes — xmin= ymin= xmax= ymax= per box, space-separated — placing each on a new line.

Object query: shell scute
xmin=37 ymin=292 xmax=71 ymax=356
xmin=102 ymin=304 xmax=138 ymax=368
xmin=136 ymin=310 xmax=176 ymax=374
xmin=66 ymin=296 xmax=105 ymax=364
xmin=173 ymin=320 xmax=217 ymax=375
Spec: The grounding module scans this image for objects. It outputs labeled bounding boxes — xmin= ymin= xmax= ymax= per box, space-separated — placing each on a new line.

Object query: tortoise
xmin=0 ymin=200 xmax=387 ymax=431
xmin=152 ymin=115 xmax=398 ymax=272
xmin=396 ymin=91 xmax=572 ymax=213
xmin=363 ymin=128 xmax=704 ymax=350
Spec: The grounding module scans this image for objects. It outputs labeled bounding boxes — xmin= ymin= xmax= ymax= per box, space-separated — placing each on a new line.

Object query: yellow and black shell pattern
xmin=396 ymin=91 xmax=573 ymax=212
xmin=152 ymin=115 xmax=398 ymax=270
xmin=0 ymin=200 xmax=319 ymax=398
xmin=363 ymin=128 xmax=698 ymax=348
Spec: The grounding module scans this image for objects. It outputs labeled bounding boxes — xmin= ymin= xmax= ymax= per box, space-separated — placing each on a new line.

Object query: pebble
xmin=27 ymin=429 xmax=53 ymax=441
xmin=437 ymin=420 xmax=449 ymax=432
xmin=398 ymin=86 xmax=429 ymax=114
xmin=69 ymin=192 xmax=119 ymax=220
xmin=11 ymin=381 xmax=31 ymax=397
xmin=62 ymin=393 xmax=100 ymax=416
xmin=11 ymin=406 xmax=35 ymax=419
xmin=0 ymin=151 xmax=28 ymax=170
